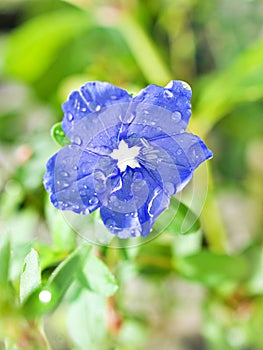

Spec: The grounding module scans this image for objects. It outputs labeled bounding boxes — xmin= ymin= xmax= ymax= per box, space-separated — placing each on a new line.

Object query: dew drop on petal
xmin=132 ymin=171 xmax=143 ymax=182
xmin=171 ymin=111 xmax=181 ymax=122
xmin=106 ymin=218 xmax=116 ymax=229
xmin=177 ymin=149 xmax=182 ymax=155
xmin=72 ymin=136 xmax=82 ymax=146
xmin=67 ymin=112 xmax=74 ymax=121
xmin=89 ymin=196 xmax=99 ymax=205
xmin=164 ymin=182 xmax=175 ymax=196
xmin=164 ymin=90 xmax=174 ymax=98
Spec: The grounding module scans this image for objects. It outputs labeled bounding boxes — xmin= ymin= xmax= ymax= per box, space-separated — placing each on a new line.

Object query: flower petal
xmin=43 ymin=144 xmax=119 ymax=214
xmin=142 ymin=133 xmax=213 ymax=195
xmin=100 ymin=168 xmax=170 ymax=238
xmin=62 ymin=81 xmax=132 ymax=135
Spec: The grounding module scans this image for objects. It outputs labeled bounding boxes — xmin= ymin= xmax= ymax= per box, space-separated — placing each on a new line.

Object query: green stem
xmin=200 ymin=162 xmax=228 ymax=253
xmin=115 ymin=12 xmax=172 ymax=84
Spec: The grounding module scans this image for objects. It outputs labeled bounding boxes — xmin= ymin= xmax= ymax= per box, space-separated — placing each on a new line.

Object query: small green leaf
xmin=22 ymin=244 xmax=91 ymax=318
xmin=78 ymin=254 xmax=118 ymax=297
xmin=20 ymin=248 xmax=41 ymax=303
xmin=0 ymin=233 xmax=10 ymax=285
xmin=153 ymin=197 xmax=201 ymax=236
xmin=51 ymin=122 xmax=70 ymax=147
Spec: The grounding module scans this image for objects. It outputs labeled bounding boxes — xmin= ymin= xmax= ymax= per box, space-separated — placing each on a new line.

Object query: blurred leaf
xmin=204 ymin=301 xmax=234 ymax=350
xmin=51 ymin=122 xmax=70 ymax=147
xmin=22 ymin=244 xmax=91 ymax=318
xmin=0 ymin=233 xmax=10 ymax=285
xmin=243 ymin=245 xmax=263 ymax=295
xmin=67 ymin=289 xmax=107 ymax=350
xmin=172 ymin=230 xmax=202 ymax=257
xmin=175 ymin=250 xmax=248 ymax=289
xmin=4 ymin=9 xmax=91 ymax=82
xmin=20 ymin=248 xmax=41 ymax=303
xmin=45 ymin=196 xmax=75 ymax=251
xmin=153 ymin=197 xmax=201 ymax=235
xmin=118 ymin=320 xmax=148 ymax=348
xmin=247 ymin=299 xmax=263 ymax=348
xmin=136 ymin=241 xmax=173 ymax=276
xmin=78 ymin=254 xmax=118 ymax=297
xmin=194 ymin=38 xmax=263 ymax=135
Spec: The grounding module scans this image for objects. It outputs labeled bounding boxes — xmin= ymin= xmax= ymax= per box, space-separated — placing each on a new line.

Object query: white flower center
xmin=110 ymin=140 xmax=141 ymax=172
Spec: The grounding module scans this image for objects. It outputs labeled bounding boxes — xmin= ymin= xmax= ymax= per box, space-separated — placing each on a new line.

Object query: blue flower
xmin=43 ymin=81 xmax=212 ymax=239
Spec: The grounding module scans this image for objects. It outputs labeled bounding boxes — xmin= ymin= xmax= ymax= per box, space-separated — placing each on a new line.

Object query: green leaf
xmin=20 ymin=248 xmax=41 ymax=303
xmin=175 ymin=250 xmax=248 ymax=290
xmin=4 ymin=10 xmax=91 ymax=82
xmin=0 ymin=233 xmax=10 ymax=285
xmin=153 ymin=197 xmax=201 ymax=236
xmin=45 ymin=196 xmax=75 ymax=251
xmin=243 ymin=245 xmax=263 ymax=295
xmin=67 ymin=289 xmax=107 ymax=350
xmin=78 ymin=254 xmax=118 ymax=297
xmin=194 ymin=38 xmax=263 ymax=135
xmin=51 ymin=122 xmax=70 ymax=147
xmin=22 ymin=244 xmax=91 ymax=318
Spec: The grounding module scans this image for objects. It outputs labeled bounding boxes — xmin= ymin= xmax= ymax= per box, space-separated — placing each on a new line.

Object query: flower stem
xmin=115 ymin=12 xmax=172 ymax=84
xmin=201 ymin=162 xmax=228 ymax=252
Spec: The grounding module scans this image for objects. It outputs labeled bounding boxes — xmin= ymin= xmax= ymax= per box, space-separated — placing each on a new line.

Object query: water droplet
xmin=62 ymin=171 xmax=69 ymax=177
xmin=105 ymin=218 xmax=116 ymax=229
xmin=72 ymin=204 xmax=80 ymax=211
xmin=72 ymin=136 xmax=82 ymax=146
xmin=171 ymin=111 xmax=181 ymax=122
xmin=94 ymin=170 xmax=106 ymax=181
xmin=177 ymin=149 xmax=182 ymax=155
xmin=164 ymin=90 xmax=174 ymax=98
xmin=88 ymin=101 xmax=101 ymax=112
xmin=181 ymin=81 xmax=191 ymax=90
xmin=131 ymin=211 xmax=138 ymax=217
xmin=89 ymin=196 xmax=99 ymax=205
xmin=125 ymin=113 xmax=135 ymax=124
xmin=67 ymin=112 xmax=74 ymax=121
xmin=143 ymin=109 xmax=149 ymax=115
xmin=164 ymin=182 xmax=175 ymax=196
xmin=133 ymin=171 xmax=143 ymax=182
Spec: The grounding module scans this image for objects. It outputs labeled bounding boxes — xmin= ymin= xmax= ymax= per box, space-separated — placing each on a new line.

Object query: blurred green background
xmin=0 ymin=0 xmax=263 ymax=349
